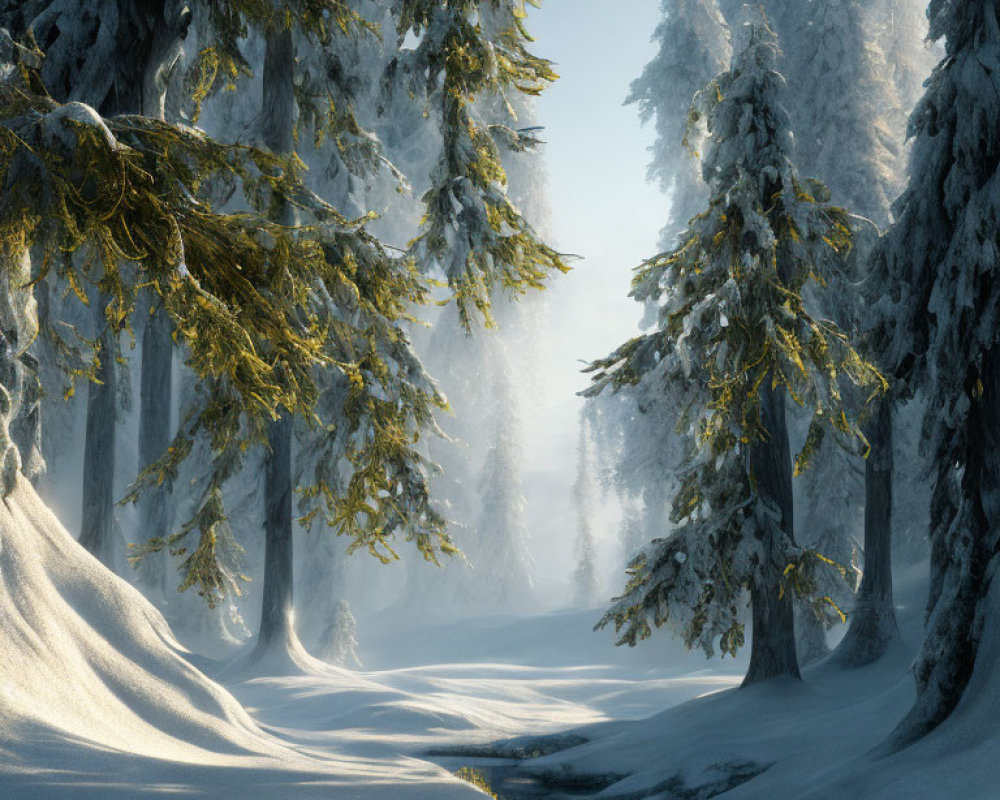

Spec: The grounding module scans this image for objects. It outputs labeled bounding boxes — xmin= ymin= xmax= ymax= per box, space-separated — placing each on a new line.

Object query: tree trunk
xmin=834 ymin=395 xmax=898 ymax=667
xmin=795 ymin=605 xmax=830 ymax=665
xmin=885 ymin=348 xmax=1000 ymax=751
xmin=258 ymin=415 xmax=294 ymax=648
xmin=136 ymin=300 xmax=173 ymax=594
xmin=78 ymin=308 xmax=122 ymax=570
xmin=744 ymin=382 xmax=801 ymax=686
xmin=255 ymin=23 xmax=297 ymax=651
xmin=70 ymin=1 xmax=190 ymax=573
xmin=134 ymin=2 xmax=188 ymax=594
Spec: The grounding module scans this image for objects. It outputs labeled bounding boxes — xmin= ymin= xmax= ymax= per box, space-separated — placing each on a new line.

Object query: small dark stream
xmin=426 ymin=734 xmax=623 ymax=800
xmin=430 ymin=756 xmax=623 ymax=800
xmin=427 ymin=741 xmax=771 ymax=800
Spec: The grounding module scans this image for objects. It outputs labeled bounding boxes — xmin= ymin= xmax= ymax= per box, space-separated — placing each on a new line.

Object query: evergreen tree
xmin=867 ymin=0 xmax=1000 ymax=751
xmin=779 ymin=0 xmax=904 ymax=225
xmin=473 ymin=344 xmax=534 ymax=609
xmin=1 ymin=6 xmax=453 ymax=617
xmin=587 ymin=13 xmax=882 ymax=685
xmin=179 ymin=3 xmax=453 ymax=658
xmin=572 ymin=414 xmax=601 ymax=608
xmin=627 ymin=0 xmax=731 ymax=247
xmin=183 ymin=0 xmax=563 ymax=650
xmin=316 ymin=598 xmax=361 ymax=667
xmin=0 ymin=28 xmax=371 ymax=587
xmin=379 ymin=0 xmax=561 ymax=615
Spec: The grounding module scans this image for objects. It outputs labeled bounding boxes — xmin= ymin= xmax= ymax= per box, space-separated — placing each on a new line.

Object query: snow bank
xmin=0 ymin=478 xmax=483 ymax=798
xmin=470 ymin=564 xmax=939 ymax=799
xmin=800 ymin=575 xmax=1000 ymax=800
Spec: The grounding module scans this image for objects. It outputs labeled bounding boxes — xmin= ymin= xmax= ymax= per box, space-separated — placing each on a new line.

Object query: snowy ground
xmin=3 ymin=479 xmax=993 ymax=798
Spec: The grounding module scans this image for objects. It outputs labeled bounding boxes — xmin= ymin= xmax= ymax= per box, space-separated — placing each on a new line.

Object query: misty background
xmin=515 ymin=0 xmax=669 ymax=605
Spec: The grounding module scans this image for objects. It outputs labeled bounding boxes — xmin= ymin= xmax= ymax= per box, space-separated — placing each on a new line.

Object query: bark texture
xmin=136 ymin=301 xmax=174 ymax=593
xmin=834 ymin=396 xmax=898 ymax=667
xmin=255 ymin=23 xmax=297 ymax=650
xmin=744 ymin=382 xmax=801 ymax=686
xmin=78 ymin=309 xmax=122 ymax=570
xmin=258 ymin=414 xmax=294 ymax=648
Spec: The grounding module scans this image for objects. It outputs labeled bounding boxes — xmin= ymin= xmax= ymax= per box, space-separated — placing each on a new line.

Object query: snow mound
xmin=0 ymin=478 xmax=483 ymax=799
xmin=0 ymin=477 xmax=267 ymax=759
xmin=799 ymin=576 xmax=1000 ymax=800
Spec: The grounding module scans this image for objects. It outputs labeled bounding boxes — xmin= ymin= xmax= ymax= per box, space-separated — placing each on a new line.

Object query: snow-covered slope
xmin=0 ymin=478 xmax=482 ymax=799
xmin=465 ymin=563 xmax=1000 ymax=800
xmin=799 ymin=577 xmax=1000 ymax=800
xmin=5 ymin=481 xmax=988 ymax=800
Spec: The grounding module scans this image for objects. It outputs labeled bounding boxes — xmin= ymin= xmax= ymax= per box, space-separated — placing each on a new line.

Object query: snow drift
xmin=0 ymin=477 xmax=482 ymax=798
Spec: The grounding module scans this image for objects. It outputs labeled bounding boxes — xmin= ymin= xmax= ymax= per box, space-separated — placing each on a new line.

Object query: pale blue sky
xmin=517 ymin=0 xmax=675 ymax=598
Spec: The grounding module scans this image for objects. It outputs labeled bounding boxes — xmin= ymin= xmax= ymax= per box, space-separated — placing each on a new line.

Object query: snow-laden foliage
xmin=627 ymin=0 xmax=731 ymax=247
xmin=872 ymin=0 xmax=1000 ymax=750
xmin=779 ymin=0 xmax=903 ymax=226
xmin=388 ymin=0 xmax=568 ymax=328
xmin=587 ymin=13 xmax=883 ymax=658
xmin=872 ymin=0 xmax=938 ymax=121
xmin=189 ymin=0 xmax=374 ymax=120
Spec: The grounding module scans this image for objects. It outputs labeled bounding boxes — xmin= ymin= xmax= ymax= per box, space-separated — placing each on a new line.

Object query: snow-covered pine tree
xmin=472 ymin=343 xmax=534 ymax=609
xmin=572 ymin=413 xmax=602 ymax=608
xmin=587 ymin=12 xmax=883 ymax=685
xmin=779 ymin=0 xmax=903 ymax=225
xmin=376 ymin=0 xmax=559 ymax=615
xmin=1 ymin=7 xmax=449 ymax=619
xmin=627 ymin=0 xmax=731 ymax=247
xmin=315 ymin=598 xmax=361 ymax=667
xmin=170 ymin=3 xmax=457 ymax=661
xmin=866 ymin=0 xmax=1000 ymax=751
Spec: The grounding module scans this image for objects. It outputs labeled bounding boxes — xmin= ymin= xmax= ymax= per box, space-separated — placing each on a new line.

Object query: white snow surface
xmin=0 ymin=479 xmax=486 ymax=798
xmin=2 ymin=479 xmax=997 ymax=798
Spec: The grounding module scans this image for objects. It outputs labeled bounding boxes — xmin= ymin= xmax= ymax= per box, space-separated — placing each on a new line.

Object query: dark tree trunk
xmin=78 ymin=314 xmax=121 ymax=569
xmin=795 ymin=605 xmax=830 ymax=665
xmin=49 ymin=0 xmax=189 ymax=571
xmin=885 ymin=348 xmax=1000 ymax=752
xmin=255 ymin=23 xmax=297 ymax=651
xmin=744 ymin=382 xmax=801 ymax=686
xmin=258 ymin=414 xmax=294 ymax=648
xmin=136 ymin=300 xmax=173 ymax=594
xmin=834 ymin=395 xmax=898 ymax=667
xmin=133 ymin=2 xmax=188 ymax=593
